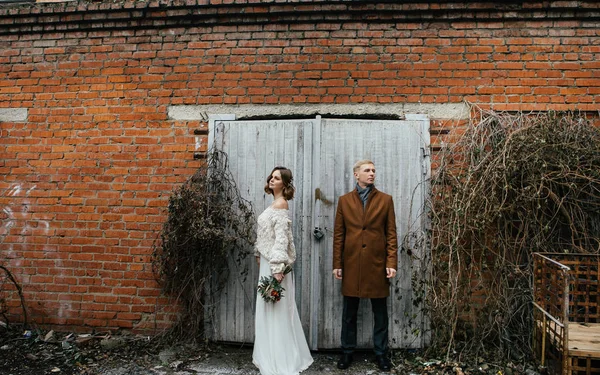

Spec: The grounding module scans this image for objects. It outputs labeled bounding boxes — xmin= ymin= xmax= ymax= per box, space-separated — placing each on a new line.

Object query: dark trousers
xmin=341 ymin=296 xmax=389 ymax=356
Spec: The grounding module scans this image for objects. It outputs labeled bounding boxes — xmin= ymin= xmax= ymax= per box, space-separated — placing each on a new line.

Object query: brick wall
xmin=0 ymin=0 xmax=599 ymax=333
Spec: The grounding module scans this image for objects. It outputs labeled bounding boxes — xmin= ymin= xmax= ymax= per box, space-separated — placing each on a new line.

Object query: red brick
xmin=1 ymin=2 xmax=599 ymax=335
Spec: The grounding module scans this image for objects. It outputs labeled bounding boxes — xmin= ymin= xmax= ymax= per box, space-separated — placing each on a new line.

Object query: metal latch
xmin=313 ymin=227 xmax=325 ymax=240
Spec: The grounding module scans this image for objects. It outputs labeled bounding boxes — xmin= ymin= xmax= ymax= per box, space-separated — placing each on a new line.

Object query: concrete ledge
xmin=168 ymin=103 xmax=469 ymax=121
xmin=0 ymin=108 xmax=27 ymax=122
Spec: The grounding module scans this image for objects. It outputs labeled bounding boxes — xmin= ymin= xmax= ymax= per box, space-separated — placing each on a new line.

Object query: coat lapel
xmin=352 ymin=187 xmax=379 ymax=224
xmin=350 ymin=189 xmax=363 ymax=215
xmin=365 ymin=187 xmax=379 ymax=218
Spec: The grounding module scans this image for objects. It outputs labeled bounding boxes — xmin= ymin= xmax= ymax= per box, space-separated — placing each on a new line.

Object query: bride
xmin=252 ymin=166 xmax=313 ymax=375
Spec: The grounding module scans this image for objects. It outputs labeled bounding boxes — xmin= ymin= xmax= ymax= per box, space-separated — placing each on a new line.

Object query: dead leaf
xmin=44 ymin=330 xmax=54 ymax=342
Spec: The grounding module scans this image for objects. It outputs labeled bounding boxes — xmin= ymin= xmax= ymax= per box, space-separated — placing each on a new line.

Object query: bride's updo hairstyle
xmin=264 ymin=166 xmax=295 ymax=200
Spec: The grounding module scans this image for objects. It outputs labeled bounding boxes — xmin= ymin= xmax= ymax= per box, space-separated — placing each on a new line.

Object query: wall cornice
xmin=1 ymin=1 xmax=599 ymax=36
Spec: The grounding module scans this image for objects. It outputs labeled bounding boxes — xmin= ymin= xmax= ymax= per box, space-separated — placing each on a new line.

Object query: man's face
xmin=354 ymin=163 xmax=375 ymax=188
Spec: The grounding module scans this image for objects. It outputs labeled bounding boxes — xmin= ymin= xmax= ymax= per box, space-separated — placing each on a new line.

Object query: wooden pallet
xmin=568 ymin=323 xmax=600 ymax=358
xmin=533 ymin=253 xmax=600 ymax=375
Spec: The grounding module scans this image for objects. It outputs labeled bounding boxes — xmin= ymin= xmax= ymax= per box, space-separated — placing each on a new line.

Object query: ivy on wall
xmin=152 ymin=148 xmax=255 ymax=342
xmin=421 ymin=108 xmax=600 ymax=360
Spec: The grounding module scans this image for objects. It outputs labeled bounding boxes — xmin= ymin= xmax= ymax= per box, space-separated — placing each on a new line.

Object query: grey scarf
xmin=356 ymin=183 xmax=373 ymax=208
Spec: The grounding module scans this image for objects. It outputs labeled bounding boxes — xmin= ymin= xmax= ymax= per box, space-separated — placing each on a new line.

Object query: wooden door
xmin=314 ymin=117 xmax=430 ymax=349
xmin=206 ymin=117 xmax=315 ymax=344
xmin=207 ymin=115 xmax=430 ymax=349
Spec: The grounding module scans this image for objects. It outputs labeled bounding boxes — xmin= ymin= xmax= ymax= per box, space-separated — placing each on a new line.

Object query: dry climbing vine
xmin=0 ymin=264 xmax=28 ymax=329
xmin=421 ymin=108 xmax=600 ymax=362
xmin=152 ymin=148 xmax=255 ymax=342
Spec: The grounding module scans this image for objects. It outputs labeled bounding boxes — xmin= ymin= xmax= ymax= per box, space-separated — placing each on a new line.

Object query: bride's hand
xmin=274 ymin=273 xmax=283 ymax=282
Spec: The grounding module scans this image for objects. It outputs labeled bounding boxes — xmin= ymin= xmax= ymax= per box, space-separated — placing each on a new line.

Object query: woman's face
xmin=269 ymin=170 xmax=284 ymax=194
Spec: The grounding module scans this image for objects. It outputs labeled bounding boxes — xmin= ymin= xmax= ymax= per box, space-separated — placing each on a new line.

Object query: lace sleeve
xmin=269 ymin=212 xmax=291 ymax=274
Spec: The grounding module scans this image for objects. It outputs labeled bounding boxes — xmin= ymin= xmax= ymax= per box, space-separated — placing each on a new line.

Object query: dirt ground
xmin=0 ymin=327 xmax=539 ymax=375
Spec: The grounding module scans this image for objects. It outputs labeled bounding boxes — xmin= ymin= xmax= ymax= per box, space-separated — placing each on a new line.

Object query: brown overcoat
xmin=332 ymin=187 xmax=398 ymax=298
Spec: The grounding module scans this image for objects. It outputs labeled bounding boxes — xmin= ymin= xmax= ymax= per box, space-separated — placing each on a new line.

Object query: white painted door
xmin=208 ymin=115 xmax=430 ymax=349
xmin=314 ymin=118 xmax=430 ymax=349
xmin=206 ymin=117 xmax=315 ymax=344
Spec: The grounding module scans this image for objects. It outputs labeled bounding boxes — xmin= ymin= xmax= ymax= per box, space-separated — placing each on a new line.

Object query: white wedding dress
xmin=253 ymin=207 xmax=313 ymax=375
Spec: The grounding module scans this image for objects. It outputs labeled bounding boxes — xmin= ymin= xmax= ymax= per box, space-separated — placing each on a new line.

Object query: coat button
xmin=362 ymin=227 xmax=366 ymax=230
xmin=362 ymin=244 xmax=366 ymax=248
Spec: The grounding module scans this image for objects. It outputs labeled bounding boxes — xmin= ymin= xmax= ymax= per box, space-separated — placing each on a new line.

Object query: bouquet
xmin=257 ymin=265 xmax=293 ymax=303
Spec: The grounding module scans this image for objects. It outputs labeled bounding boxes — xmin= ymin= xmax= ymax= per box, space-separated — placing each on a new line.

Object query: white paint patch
xmin=0 ymin=108 xmax=28 ymax=122
xmin=195 ymin=136 xmax=203 ymax=151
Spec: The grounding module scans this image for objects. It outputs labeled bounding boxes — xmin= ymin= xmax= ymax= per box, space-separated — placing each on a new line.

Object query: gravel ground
xmin=0 ymin=327 xmax=411 ymax=375
xmin=95 ymin=347 xmax=409 ymax=375
xmin=0 ymin=327 xmax=539 ymax=375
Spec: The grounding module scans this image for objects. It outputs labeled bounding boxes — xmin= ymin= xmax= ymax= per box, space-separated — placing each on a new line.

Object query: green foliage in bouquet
xmin=257 ymin=265 xmax=292 ymax=303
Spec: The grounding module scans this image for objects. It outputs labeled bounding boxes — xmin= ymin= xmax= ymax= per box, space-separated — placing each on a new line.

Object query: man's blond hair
xmin=353 ymin=159 xmax=375 ymax=173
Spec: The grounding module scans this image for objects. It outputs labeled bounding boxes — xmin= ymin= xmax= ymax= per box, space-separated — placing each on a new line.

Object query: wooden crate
xmin=533 ymin=253 xmax=600 ymax=375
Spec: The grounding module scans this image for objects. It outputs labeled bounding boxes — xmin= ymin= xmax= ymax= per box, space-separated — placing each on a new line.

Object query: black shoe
xmin=337 ymin=353 xmax=353 ymax=369
xmin=375 ymin=354 xmax=391 ymax=372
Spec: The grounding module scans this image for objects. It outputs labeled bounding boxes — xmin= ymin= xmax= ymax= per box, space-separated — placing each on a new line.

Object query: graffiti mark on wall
xmin=0 ymin=184 xmax=70 ymax=319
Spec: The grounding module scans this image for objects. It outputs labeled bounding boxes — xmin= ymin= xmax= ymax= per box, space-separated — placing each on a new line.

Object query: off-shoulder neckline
xmin=267 ymin=206 xmax=289 ymax=211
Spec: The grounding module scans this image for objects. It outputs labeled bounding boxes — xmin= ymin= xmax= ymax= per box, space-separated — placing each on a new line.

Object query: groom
xmin=332 ymin=160 xmax=398 ymax=372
